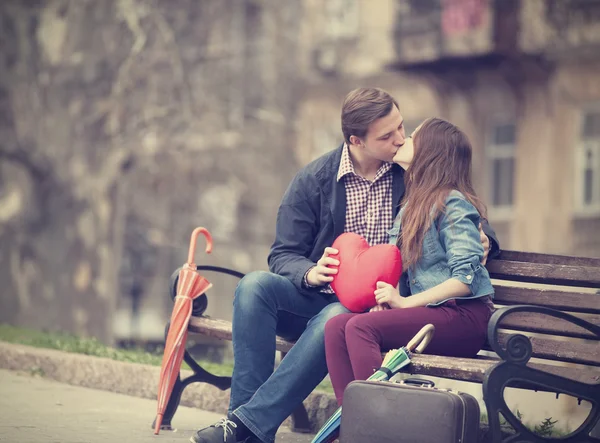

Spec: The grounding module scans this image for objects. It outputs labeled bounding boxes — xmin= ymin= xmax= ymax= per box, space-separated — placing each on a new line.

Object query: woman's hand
xmin=374 ymin=281 xmax=406 ymax=309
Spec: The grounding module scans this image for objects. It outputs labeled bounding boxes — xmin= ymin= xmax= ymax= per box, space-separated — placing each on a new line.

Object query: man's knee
xmin=322 ymin=302 xmax=352 ymax=319
xmin=236 ymin=270 xmax=277 ymax=293
xmin=233 ymin=271 xmax=285 ymax=309
xmin=234 ymin=271 xmax=277 ymax=308
xmin=311 ymin=302 xmax=350 ymax=331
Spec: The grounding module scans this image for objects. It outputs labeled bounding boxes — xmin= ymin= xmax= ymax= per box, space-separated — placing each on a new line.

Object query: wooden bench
xmin=159 ymin=251 xmax=600 ymax=441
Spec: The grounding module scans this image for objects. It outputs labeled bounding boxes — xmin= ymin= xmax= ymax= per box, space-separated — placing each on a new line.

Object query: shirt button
xmin=411 ymin=279 xmax=416 ymax=284
xmin=466 ymin=275 xmax=472 ymax=280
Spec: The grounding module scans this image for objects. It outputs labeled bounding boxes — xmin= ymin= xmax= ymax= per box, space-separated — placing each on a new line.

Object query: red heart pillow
xmin=330 ymin=233 xmax=402 ymax=313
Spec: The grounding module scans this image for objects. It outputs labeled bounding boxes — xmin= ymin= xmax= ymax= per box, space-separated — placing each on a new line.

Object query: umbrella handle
xmin=187 ymin=227 xmax=213 ymax=266
xmin=405 ymin=323 xmax=435 ymax=354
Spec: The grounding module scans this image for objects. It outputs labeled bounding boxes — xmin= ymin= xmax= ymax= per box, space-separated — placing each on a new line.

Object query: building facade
xmin=297 ymin=0 xmax=600 ymax=257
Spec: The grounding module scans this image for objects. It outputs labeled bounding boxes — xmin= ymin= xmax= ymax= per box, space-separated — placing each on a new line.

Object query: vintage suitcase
xmin=339 ymin=378 xmax=480 ymax=443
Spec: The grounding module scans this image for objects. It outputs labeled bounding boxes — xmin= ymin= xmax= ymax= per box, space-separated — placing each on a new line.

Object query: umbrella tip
xmin=154 ymin=414 xmax=163 ymax=435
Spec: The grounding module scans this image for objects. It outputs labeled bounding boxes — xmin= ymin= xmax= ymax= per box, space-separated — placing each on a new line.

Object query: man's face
xmin=351 ymin=105 xmax=406 ymax=163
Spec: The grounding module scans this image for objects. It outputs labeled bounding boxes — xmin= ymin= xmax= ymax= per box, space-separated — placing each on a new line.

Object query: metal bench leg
xmin=153 ymin=374 xmax=185 ymax=431
xmin=291 ymin=403 xmax=312 ymax=433
xmin=183 ymin=348 xmax=232 ymax=391
xmin=151 ymin=322 xmax=233 ymax=431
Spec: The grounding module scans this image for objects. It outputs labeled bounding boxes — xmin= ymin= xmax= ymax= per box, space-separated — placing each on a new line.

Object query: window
xmin=486 ymin=122 xmax=516 ymax=213
xmin=576 ymin=108 xmax=600 ymax=213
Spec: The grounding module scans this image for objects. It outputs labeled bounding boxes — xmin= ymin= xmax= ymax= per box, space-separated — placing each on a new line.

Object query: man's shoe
xmin=190 ymin=418 xmax=240 ymax=443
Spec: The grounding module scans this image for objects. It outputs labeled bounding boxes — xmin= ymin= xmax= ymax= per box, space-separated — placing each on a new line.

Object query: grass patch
xmin=315 ymin=379 xmax=334 ymax=394
xmin=0 ymin=324 xmax=334 ymax=393
xmin=0 ymin=323 xmax=230 ymax=375
xmin=0 ymin=324 xmax=164 ymax=366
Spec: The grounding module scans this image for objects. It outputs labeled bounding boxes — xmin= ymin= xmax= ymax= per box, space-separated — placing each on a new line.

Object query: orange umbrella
xmin=154 ymin=227 xmax=214 ymax=435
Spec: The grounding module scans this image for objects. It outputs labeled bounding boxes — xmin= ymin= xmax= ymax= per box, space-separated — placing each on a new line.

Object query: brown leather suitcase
xmin=339 ymin=378 xmax=480 ymax=443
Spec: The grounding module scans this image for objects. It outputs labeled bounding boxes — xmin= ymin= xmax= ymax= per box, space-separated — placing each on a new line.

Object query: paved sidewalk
xmin=0 ymin=369 xmax=315 ymax=443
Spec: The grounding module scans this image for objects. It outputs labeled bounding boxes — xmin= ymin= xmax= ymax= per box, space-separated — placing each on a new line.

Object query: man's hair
xmin=341 ymin=88 xmax=399 ymax=144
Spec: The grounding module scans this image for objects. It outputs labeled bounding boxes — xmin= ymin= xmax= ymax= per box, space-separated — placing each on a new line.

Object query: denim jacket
xmin=388 ymin=190 xmax=494 ymax=306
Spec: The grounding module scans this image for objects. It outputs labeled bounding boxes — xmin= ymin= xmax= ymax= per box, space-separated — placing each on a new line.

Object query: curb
xmin=0 ymin=342 xmax=337 ymax=431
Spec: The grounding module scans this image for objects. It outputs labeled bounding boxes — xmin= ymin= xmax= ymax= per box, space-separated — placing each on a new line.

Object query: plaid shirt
xmin=306 ymin=144 xmax=395 ymax=291
xmin=338 ymin=144 xmax=394 ymax=246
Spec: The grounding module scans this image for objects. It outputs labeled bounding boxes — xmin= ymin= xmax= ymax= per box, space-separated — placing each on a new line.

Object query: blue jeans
xmin=228 ymin=271 xmax=349 ymax=443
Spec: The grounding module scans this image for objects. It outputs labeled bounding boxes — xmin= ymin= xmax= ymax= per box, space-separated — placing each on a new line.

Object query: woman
xmin=324 ymin=118 xmax=495 ymax=405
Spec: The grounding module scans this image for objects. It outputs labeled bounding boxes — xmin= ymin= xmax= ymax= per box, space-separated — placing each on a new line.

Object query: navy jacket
xmin=267 ymin=144 xmax=499 ymax=297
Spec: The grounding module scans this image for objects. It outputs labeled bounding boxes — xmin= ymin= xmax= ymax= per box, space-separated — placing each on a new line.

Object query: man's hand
xmin=479 ymin=223 xmax=490 ymax=265
xmin=306 ymin=247 xmax=339 ymax=287
xmin=374 ymin=281 xmax=405 ymax=309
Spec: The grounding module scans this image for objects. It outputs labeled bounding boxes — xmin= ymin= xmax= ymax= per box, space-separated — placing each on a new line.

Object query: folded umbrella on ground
xmin=154 ymin=227 xmax=213 ymax=435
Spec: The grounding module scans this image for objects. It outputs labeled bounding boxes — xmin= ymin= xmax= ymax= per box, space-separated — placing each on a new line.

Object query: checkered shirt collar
xmin=337 ymin=143 xmax=393 ymax=182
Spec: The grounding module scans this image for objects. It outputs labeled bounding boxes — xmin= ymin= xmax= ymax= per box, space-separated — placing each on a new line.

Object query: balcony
xmin=522 ymin=0 xmax=600 ymax=60
xmin=392 ymin=0 xmax=600 ymax=69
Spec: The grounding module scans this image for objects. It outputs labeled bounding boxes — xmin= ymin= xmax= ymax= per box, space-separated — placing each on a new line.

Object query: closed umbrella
xmin=154 ymin=227 xmax=213 ymax=435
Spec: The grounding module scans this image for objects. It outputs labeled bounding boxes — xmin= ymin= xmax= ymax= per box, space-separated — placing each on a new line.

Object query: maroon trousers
xmin=324 ymin=299 xmax=492 ymax=405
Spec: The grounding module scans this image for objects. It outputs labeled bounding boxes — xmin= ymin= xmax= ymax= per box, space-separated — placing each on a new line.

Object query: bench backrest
xmin=485 ymin=250 xmax=600 ymax=369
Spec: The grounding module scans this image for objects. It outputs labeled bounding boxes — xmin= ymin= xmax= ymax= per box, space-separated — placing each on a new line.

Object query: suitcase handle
xmin=399 ymin=377 xmax=435 ymax=388
xmin=405 ymin=324 xmax=435 ymax=354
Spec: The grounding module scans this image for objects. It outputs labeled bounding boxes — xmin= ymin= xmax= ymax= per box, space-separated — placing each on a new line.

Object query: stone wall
xmin=0 ymin=0 xmax=303 ymax=343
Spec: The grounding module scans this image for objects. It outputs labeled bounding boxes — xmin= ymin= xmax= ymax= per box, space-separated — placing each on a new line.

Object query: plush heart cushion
xmin=330 ymin=233 xmax=402 ymax=313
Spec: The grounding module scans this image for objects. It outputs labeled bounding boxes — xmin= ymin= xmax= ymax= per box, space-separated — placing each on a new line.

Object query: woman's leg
xmin=324 ymin=311 xmax=361 ymax=405
xmin=341 ymin=300 xmax=490 ymax=401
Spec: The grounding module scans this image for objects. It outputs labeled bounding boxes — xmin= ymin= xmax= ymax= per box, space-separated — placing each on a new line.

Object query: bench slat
xmin=485 ymin=333 xmax=600 ymax=367
xmin=497 ymin=312 xmax=600 ymax=340
xmin=497 ymin=251 xmax=600 ymax=268
xmin=188 ymin=316 xmax=294 ymax=353
xmin=493 ymin=286 xmax=600 ymax=314
xmin=487 ymin=261 xmax=600 ymax=288
xmin=189 ymin=317 xmax=233 ymax=341
xmin=404 ymin=354 xmax=600 ymax=385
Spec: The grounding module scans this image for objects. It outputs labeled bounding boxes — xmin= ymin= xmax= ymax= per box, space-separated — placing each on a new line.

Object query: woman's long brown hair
xmin=399 ymin=118 xmax=487 ymax=269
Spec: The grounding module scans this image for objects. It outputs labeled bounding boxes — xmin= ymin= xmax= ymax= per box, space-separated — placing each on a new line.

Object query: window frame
xmin=485 ymin=118 xmax=517 ymax=220
xmin=574 ymin=105 xmax=600 ymax=217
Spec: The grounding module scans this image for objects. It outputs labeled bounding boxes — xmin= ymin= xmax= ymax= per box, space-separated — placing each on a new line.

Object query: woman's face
xmin=392 ymin=123 xmax=422 ymax=169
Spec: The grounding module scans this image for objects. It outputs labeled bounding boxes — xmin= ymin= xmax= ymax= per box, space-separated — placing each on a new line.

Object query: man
xmin=192 ymin=88 xmax=499 ymax=443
